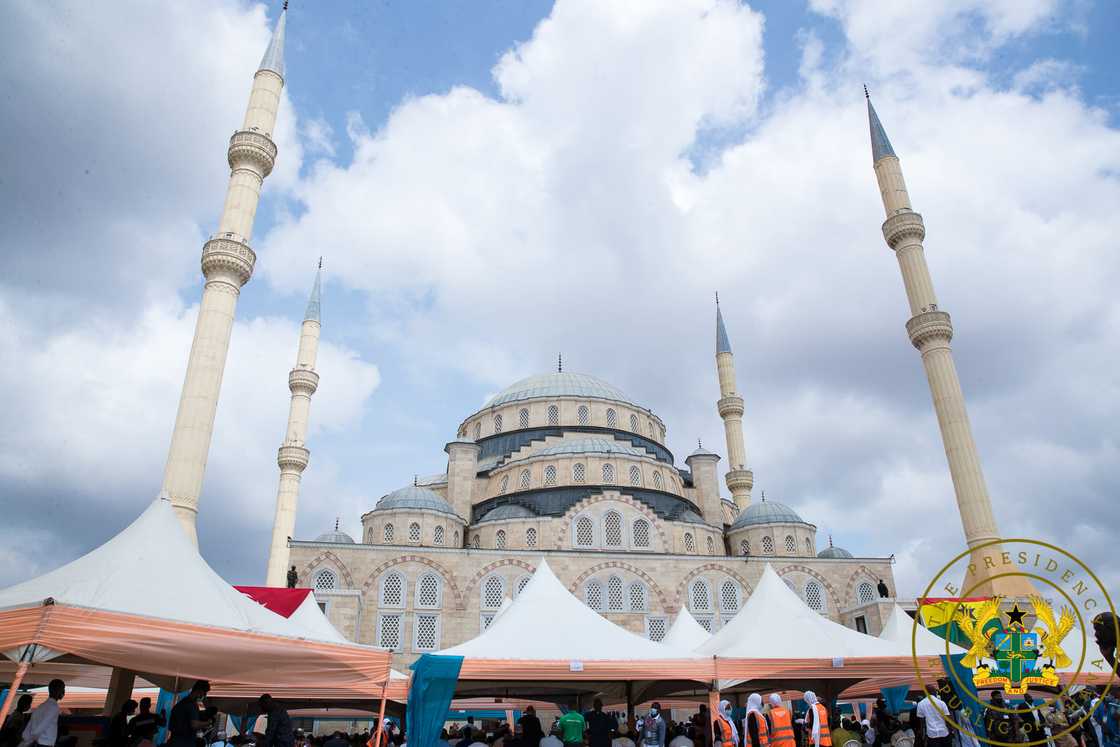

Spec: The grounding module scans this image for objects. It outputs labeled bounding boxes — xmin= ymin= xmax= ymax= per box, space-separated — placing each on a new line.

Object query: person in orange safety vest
xmin=800 ymin=692 xmax=831 ymax=747
xmin=743 ymin=694 xmax=770 ymax=747
xmin=715 ymin=700 xmax=737 ymax=747
xmin=766 ymin=695 xmax=795 ymax=747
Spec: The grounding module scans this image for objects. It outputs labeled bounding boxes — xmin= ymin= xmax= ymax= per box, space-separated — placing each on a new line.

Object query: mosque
xmin=156 ymin=7 xmax=1016 ymax=671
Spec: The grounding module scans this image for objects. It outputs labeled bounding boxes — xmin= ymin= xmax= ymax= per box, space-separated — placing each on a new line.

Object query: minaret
xmin=160 ymin=5 xmax=288 ymax=544
xmin=714 ymin=295 xmax=754 ymax=511
xmin=866 ymin=92 xmax=1024 ymax=596
xmin=265 ymin=263 xmax=322 ymax=586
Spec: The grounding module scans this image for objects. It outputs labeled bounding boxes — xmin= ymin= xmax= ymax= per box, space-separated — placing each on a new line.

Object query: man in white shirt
xmin=20 ymin=679 xmax=65 ymax=747
xmin=915 ymin=684 xmax=951 ymax=747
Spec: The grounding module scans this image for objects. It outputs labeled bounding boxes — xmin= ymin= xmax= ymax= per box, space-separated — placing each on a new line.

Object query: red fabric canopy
xmin=234 ymin=586 xmax=313 ymax=619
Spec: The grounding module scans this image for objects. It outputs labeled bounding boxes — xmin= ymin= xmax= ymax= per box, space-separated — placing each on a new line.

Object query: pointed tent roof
xmin=258 ymin=7 xmax=287 ymax=79
xmin=662 ymin=607 xmax=710 ymax=651
xmin=304 ymin=264 xmax=322 ymax=322
xmin=878 ymin=605 xmax=964 ymax=656
xmin=867 ymin=97 xmax=896 ymax=163
xmin=716 ymin=296 xmax=732 ymax=354
xmin=437 ymin=559 xmax=697 ymax=660
xmin=697 ymin=564 xmax=899 ymax=658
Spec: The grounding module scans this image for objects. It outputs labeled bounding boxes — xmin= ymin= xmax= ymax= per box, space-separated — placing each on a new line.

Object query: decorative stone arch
xmin=462 ymin=558 xmax=538 ymax=605
xmin=300 ymin=550 xmax=355 ymax=589
xmin=673 ymin=564 xmax=754 ymax=612
xmin=775 ymin=563 xmax=839 ymax=603
xmin=553 ymin=491 xmax=670 ymax=550
xmin=844 ymin=565 xmax=883 ymax=606
xmin=567 ymin=560 xmax=672 ymax=611
xmin=359 ymin=555 xmax=464 ymax=610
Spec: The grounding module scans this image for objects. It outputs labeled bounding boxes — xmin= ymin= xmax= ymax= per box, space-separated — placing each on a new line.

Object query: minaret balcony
xmin=906 ymin=310 xmax=954 ymax=350
xmin=288 ymin=367 xmax=320 ymax=395
xmin=717 ymin=395 xmax=744 ymax=418
xmin=278 ymin=444 xmax=310 ymax=471
xmin=725 ymin=468 xmax=754 ymax=492
xmin=201 ymin=233 xmax=256 ymax=286
xmin=228 ymin=129 xmax=277 ymax=177
xmin=882 ymin=211 xmax=925 ymax=249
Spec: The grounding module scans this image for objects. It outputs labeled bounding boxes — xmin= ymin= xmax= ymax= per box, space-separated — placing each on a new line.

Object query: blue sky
xmin=2 ymin=0 xmax=1118 ymax=596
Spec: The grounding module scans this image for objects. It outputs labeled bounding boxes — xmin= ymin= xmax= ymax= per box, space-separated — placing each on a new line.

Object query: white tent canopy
xmin=697 ymin=564 xmax=900 ymax=658
xmin=878 ymin=604 xmax=965 ymax=656
xmin=0 ymin=497 xmax=351 ymax=654
xmin=662 ymin=608 xmax=710 ymax=651
xmin=286 ymin=593 xmax=348 ymax=644
xmin=438 ymin=559 xmax=697 ymax=660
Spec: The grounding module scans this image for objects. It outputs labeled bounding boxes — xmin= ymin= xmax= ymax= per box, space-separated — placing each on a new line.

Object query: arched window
xmin=607 ymin=576 xmax=625 ymax=611
xmin=526 ymin=527 xmax=537 ymax=548
xmin=805 ymin=581 xmax=826 ymax=612
xmin=575 ymin=516 xmax=594 ymax=547
xmin=433 ymin=525 xmax=445 ymax=546
xmin=518 ymin=408 xmax=529 ymax=429
xmin=632 ymin=519 xmax=650 ymax=548
xmin=630 ymin=414 xmax=639 ymax=431
xmin=495 ymin=529 xmax=507 ymax=550
xmin=408 ymin=522 xmax=421 ymax=543
xmin=784 ymin=577 xmax=797 ymax=593
xmin=602 ymin=463 xmax=615 ymax=484
xmin=740 ymin=539 xmax=750 ymax=556
xmin=544 ymin=465 xmax=557 ymax=487
xmin=470 ymin=534 xmax=480 ymax=549
xmin=380 ymin=573 xmax=404 ymax=607
xmin=647 ymin=420 xmax=654 ymax=437
xmin=684 ymin=532 xmax=696 ymax=553
xmin=314 ymin=569 xmax=337 ymax=591
xmin=519 ymin=469 xmax=531 ymax=489
xmin=604 ymin=511 xmax=623 ymax=547
xmin=652 ymin=471 xmax=663 ymax=490
xmin=629 ymin=465 xmax=641 ymax=486
xmin=499 ymin=475 xmax=509 ymax=494
xmin=606 ymin=409 xmax=617 ymax=428
xmin=761 ymin=536 xmax=774 ymax=554
xmin=515 ymin=575 xmax=532 ymax=597
xmin=690 ymin=579 xmax=711 ymax=611
xmin=719 ymin=580 xmax=739 ymax=613
xmin=578 ymin=405 xmax=590 ymax=425
xmin=572 ymin=463 xmax=586 ymax=483
xmin=481 ymin=576 xmax=504 ymax=610
xmin=383 ymin=523 xmax=394 ymax=543
xmin=857 ymin=581 xmax=876 ymax=605
xmin=706 ymin=536 xmax=715 ymax=554
xmin=660 ymin=425 xmax=666 ymax=441
xmin=365 ymin=527 xmax=374 ymax=543
xmin=585 ymin=580 xmax=604 ymax=610
xmin=416 ymin=573 xmax=442 ymax=609
xmin=473 ymin=421 xmax=481 ymax=440
xmin=548 ymin=404 xmax=559 ymax=426
xmin=785 ymin=535 xmax=796 ymax=553
xmin=493 ymin=413 xmax=503 ymax=433
xmin=805 ymin=537 xmax=813 ymax=556
xmin=628 ymin=582 xmax=648 ymax=611
xmin=454 ymin=530 xmax=460 ymax=546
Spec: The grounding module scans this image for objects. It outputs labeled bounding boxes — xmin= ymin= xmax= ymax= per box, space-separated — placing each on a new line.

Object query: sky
xmin=1 ymin=0 xmax=1118 ymax=600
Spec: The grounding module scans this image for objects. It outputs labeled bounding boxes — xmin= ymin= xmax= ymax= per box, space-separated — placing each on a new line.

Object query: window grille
xmin=805 ymin=581 xmax=825 ymax=611
xmin=785 ymin=535 xmax=796 ymax=553
xmin=696 ymin=616 xmax=714 ymax=633
xmin=414 ymin=614 xmax=439 ymax=651
xmin=628 ymin=582 xmax=647 ymax=611
xmin=516 ymin=575 xmax=531 ymax=596
xmin=383 ymin=523 xmax=394 ymax=543
xmin=606 ymin=409 xmax=617 ymax=427
xmin=433 ymin=525 xmax=444 ymax=546
xmin=646 ymin=617 xmax=668 ymax=641
xmin=378 ymin=614 xmax=402 ymax=649
xmin=314 ymin=570 xmax=337 ymax=591
xmin=544 ymin=465 xmax=557 ymax=486
xmin=608 ymin=576 xmax=624 ymax=611
xmin=720 ymin=580 xmax=739 ymax=612
xmin=417 ymin=574 xmax=441 ymax=608
xmin=762 ymin=536 xmax=774 ymax=554
xmin=629 ymin=465 xmax=641 ymax=486
xmin=604 ymin=512 xmax=623 ymax=546
xmin=499 ymin=475 xmax=509 ymax=494
xmin=408 ymin=522 xmax=421 ymax=543
xmin=480 ymin=613 xmax=495 ymax=631
xmin=707 ymin=536 xmax=715 ymax=554
xmin=548 ymin=405 xmax=559 ymax=426
xmin=585 ymin=580 xmax=603 ymax=610
xmin=575 ymin=516 xmax=594 ymax=547
xmin=652 ymin=472 xmax=663 ymax=490
xmin=602 ymin=463 xmax=615 ymax=484
xmin=482 ymin=576 xmax=504 ymax=609
xmin=740 ymin=539 xmax=750 ymax=556
xmin=573 ymin=463 xmax=586 ymax=483
xmin=495 ymin=529 xmax=507 ymax=550
xmin=632 ymin=519 xmax=650 ymax=548
xmin=526 ymin=527 xmax=537 ymax=548
xmin=519 ymin=469 xmax=531 ymax=489
xmin=380 ymin=573 xmax=404 ymax=607
xmin=857 ymin=582 xmax=876 ymax=605
xmin=519 ymin=408 xmax=529 ymax=429
xmin=578 ymin=405 xmax=590 ymax=425
xmin=493 ymin=414 xmax=503 ymax=433
xmin=683 ymin=532 xmax=695 ymax=553
xmin=690 ymin=579 xmax=711 ymax=611
xmin=630 ymin=414 xmax=639 ymax=431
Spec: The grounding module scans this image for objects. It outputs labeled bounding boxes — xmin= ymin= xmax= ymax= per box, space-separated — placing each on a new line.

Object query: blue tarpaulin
xmin=880 ymin=685 xmax=910 ymax=715
xmin=408 ymin=655 xmax=463 ymax=747
xmin=155 ymin=689 xmax=187 ymax=745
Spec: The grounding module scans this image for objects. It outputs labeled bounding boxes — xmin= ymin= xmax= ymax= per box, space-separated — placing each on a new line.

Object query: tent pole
xmin=0 ymin=661 xmax=29 ymax=725
xmin=372 ymin=680 xmax=389 ymax=747
xmin=708 ymin=685 xmax=720 ymax=747
xmin=625 ymin=682 xmax=634 ymax=733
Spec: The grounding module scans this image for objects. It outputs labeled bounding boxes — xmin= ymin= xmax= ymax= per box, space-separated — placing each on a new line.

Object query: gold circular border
xmin=911 ymin=537 xmax=1118 ymax=747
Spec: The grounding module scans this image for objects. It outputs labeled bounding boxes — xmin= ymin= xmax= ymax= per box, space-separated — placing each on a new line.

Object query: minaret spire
xmin=866 ymin=97 xmax=1027 ymax=597
xmin=712 ymin=294 xmax=753 ymax=511
xmin=265 ymin=263 xmax=323 ymax=585
xmin=162 ymin=6 xmax=289 ymax=545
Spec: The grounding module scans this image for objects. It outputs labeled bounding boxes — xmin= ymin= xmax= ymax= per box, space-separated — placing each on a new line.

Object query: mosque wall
xmin=292 ymin=542 xmax=895 ymax=670
xmin=458 ymin=400 xmax=668 ymax=444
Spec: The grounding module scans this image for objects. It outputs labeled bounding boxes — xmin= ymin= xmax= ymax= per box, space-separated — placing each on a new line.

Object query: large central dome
xmin=484 ymin=372 xmax=640 ymax=409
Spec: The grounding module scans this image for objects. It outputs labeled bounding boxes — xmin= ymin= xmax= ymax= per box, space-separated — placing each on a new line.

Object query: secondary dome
xmin=478 ymin=504 xmax=537 ymax=523
xmin=730 ymin=500 xmax=808 ymax=530
xmin=315 ymin=528 xmax=355 ymax=543
xmin=484 ymin=372 xmax=639 ymax=409
xmin=818 ymin=545 xmax=853 ymax=559
xmin=532 ymin=438 xmax=648 ymax=458
xmin=372 ymin=485 xmax=458 ymax=516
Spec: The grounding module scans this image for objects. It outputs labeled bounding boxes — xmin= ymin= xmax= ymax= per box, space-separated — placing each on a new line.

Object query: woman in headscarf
xmin=802 ymin=692 xmax=831 ymax=747
xmin=767 ymin=695 xmax=795 ymax=747
xmin=714 ymin=700 xmax=737 ymax=747
xmin=743 ymin=695 xmax=769 ymax=747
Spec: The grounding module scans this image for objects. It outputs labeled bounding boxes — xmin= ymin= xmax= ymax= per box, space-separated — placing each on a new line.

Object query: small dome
xmin=687 ymin=446 xmax=719 ymax=460
xmin=483 ymin=372 xmax=641 ymax=409
xmin=818 ymin=545 xmax=853 ymax=559
xmin=729 ymin=500 xmax=808 ymax=530
xmin=372 ymin=485 xmax=458 ymax=516
xmin=677 ymin=508 xmax=706 ymax=525
xmin=478 ymin=504 xmax=538 ymax=523
xmin=315 ymin=529 xmax=355 ymax=544
xmin=532 ymin=438 xmax=649 ymax=459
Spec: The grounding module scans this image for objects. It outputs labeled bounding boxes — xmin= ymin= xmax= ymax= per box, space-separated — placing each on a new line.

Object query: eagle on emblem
xmin=1029 ymin=594 xmax=1075 ymax=668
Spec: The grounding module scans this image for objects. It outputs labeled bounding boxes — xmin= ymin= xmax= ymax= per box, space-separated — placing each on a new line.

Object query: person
xmin=712 ymin=702 xmax=735 ymax=747
xmin=258 ymin=695 xmax=294 ymax=747
xmin=830 ymin=718 xmax=860 ymax=747
xmin=692 ymin=708 xmax=711 ymax=747
xmin=587 ymin=700 xmax=618 ymax=747
xmin=639 ymin=705 xmax=666 ymax=747
xmin=666 ymin=725 xmax=691 ymax=747
xmin=951 ymin=705 xmax=978 ymax=747
xmin=129 ymin=697 xmax=165 ymax=742
xmin=458 ymin=718 xmax=477 ymax=747
xmin=915 ymin=685 xmax=950 ymax=747
xmin=1046 ymin=699 xmax=1076 ymax=747
xmin=19 ymin=679 xmax=65 ymax=747
xmin=107 ymin=700 xmax=138 ymax=747
xmin=541 ymin=725 xmax=564 ymax=747
xmin=877 ymin=580 xmax=890 ymax=598
xmin=133 ymin=721 xmax=159 ymax=747
xmin=520 ymin=707 xmax=545 ymax=747
xmin=767 ymin=695 xmax=794 ymax=747
xmin=983 ymin=692 xmax=1010 ymax=744
xmin=287 ymin=566 xmax=299 ymax=588
xmin=742 ymin=695 xmax=768 ymax=747
xmin=802 ymin=693 xmax=831 ymax=747
xmin=861 ymin=721 xmax=875 ymax=746
xmin=168 ymin=681 xmax=211 ymax=747
xmin=2 ymin=695 xmax=33 ymax=747
xmin=559 ymin=708 xmax=587 ymax=747
xmin=326 ymin=733 xmax=351 ymax=747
